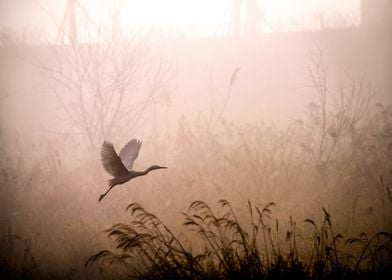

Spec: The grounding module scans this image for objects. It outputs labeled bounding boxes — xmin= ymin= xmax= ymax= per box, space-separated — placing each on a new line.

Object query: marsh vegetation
xmin=0 ymin=2 xmax=391 ymax=279
xmin=1 ymin=66 xmax=391 ymax=278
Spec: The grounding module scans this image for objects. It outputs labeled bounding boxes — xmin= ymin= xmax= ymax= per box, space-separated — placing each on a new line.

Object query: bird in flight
xmin=99 ymin=139 xmax=167 ymax=202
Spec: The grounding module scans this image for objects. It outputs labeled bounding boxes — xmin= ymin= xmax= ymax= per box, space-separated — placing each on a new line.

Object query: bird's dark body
xmin=108 ymin=171 xmax=146 ymax=187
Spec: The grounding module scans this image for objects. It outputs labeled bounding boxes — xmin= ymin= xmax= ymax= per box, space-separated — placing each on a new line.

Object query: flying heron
xmin=99 ymin=139 xmax=167 ymax=202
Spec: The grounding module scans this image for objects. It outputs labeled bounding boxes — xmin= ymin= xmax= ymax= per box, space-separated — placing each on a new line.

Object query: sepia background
xmin=0 ymin=0 xmax=391 ymax=278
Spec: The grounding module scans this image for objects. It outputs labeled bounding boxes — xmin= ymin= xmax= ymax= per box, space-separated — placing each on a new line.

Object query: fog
xmin=0 ymin=1 xmax=391 ymax=279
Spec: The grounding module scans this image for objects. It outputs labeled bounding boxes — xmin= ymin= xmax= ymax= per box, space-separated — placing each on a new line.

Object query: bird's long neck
xmin=143 ymin=166 xmax=156 ymax=174
xmin=130 ymin=166 xmax=162 ymax=178
xmin=129 ymin=170 xmax=148 ymax=178
xmin=130 ymin=167 xmax=153 ymax=177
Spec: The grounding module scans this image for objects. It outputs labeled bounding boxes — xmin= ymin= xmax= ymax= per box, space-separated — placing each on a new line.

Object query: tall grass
xmin=1 ymin=102 xmax=391 ymax=278
xmin=86 ymin=200 xmax=392 ymax=279
xmin=0 ymin=228 xmax=37 ymax=280
xmin=1 ymin=53 xmax=391 ymax=278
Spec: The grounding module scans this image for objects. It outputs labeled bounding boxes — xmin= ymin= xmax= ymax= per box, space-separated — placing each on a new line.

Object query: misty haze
xmin=0 ymin=0 xmax=391 ymax=279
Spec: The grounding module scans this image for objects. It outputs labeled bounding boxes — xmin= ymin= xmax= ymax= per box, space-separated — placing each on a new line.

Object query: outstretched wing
xmin=101 ymin=141 xmax=128 ymax=177
xmin=119 ymin=139 xmax=142 ymax=170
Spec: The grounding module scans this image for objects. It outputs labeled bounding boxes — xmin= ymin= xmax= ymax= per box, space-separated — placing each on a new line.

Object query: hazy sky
xmin=0 ymin=0 xmax=360 ymax=37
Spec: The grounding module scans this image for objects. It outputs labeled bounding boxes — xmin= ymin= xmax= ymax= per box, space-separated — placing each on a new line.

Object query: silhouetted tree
xmin=38 ymin=1 xmax=170 ymax=149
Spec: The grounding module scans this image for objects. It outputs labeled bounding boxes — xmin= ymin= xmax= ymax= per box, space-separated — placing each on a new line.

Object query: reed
xmin=86 ymin=200 xmax=392 ymax=280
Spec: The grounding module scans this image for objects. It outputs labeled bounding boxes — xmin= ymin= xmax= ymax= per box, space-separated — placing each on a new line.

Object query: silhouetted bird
xmin=99 ymin=139 xmax=167 ymax=202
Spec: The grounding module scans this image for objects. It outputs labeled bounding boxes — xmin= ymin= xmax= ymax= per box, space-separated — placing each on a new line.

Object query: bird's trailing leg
xmin=98 ymin=180 xmax=116 ymax=202
xmin=99 ymin=187 xmax=113 ymax=202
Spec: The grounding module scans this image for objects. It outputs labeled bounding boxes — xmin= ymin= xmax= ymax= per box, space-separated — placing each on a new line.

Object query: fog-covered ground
xmin=0 ymin=19 xmax=391 ymax=279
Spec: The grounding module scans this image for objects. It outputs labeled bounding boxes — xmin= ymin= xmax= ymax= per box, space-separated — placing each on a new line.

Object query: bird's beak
xmin=159 ymin=166 xmax=168 ymax=169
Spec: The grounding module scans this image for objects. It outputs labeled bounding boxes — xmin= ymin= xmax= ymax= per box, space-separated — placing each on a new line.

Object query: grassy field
xmin=85 ymin=200 xmax=391 ymax=280
xmin=1 ymin=53 xmax=391 ymax=279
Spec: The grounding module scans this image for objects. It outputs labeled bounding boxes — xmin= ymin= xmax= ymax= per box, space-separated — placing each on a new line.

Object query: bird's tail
xmin=108 ymin=178 xmax=116 ymax=188
xmin=98 ymin=179 xmax=116 ymax=202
